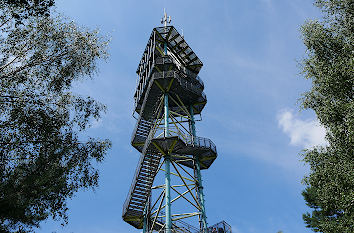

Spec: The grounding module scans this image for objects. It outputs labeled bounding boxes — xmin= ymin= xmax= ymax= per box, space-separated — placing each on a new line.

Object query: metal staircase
xmin=122 ymin=148 xmax=161 ymax=228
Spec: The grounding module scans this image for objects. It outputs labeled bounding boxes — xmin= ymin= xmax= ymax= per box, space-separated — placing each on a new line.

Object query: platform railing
xmin=155 ymin=56 xmax=204 ymax=89
xmin=155 ymin=56 xmax=173 ymax=65
xmin=170 ymin=130 xmax=217 ymax=155
xmin=175 ymin=71 xmax=204 ymax=96
xmin=195 ymin=75 xmax=204 ymax=89
xmin=152 ymin=71 xmax=206 ymax=100
xmin=203 ymin=221 xmax=232 ymax=233
xmin=190 ymin=135 xmax=216 ymax=154
xmin=134 ymin=62 xmax=206 ymax=112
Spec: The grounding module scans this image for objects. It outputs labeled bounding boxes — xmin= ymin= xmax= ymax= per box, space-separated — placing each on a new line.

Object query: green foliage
xmin=2 ymin=0 xmax=54 ymax=22
xmin=0 ymin=3 xmax=111 ymax=233
xmin=300 ymin=0 xmax=353 ymax=232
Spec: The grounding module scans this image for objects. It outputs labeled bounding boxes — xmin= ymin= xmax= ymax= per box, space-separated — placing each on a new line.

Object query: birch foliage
xmin=300 ymin=0 xmax=354 ymax=232
xmin=0 ymin=4 xmax=111 ymax=232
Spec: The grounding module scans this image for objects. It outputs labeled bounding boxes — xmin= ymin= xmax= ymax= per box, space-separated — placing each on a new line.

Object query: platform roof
xmin=137 ymin=26 xmax=203 ymax=75
xmin=154 ymin=26 xmax=203 ymax=74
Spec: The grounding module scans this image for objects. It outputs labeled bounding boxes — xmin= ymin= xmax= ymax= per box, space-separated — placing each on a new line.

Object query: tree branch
xmin=0 ymin=17 xmax=11 ymax=28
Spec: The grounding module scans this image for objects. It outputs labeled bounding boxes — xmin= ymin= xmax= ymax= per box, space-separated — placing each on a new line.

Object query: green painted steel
xmin=164 ymin=93 xmax=172 ymax=233
xmin=142 ymin=203 xmax=148 ymax=233
xmin=190 ymin=106 xmax=208 ymax=232
xmin=163 ymin=36 xmax=172 ymax=230
xmin=189 ymin=106 xmax=197 ymax=137
xmin=165 ymin=155 xmax=172 ymax=233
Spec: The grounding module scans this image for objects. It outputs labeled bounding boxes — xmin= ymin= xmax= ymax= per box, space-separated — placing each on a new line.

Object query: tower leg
xmin=164 ymin=93 xmax=172 ymax=233
xmin=190 ymin=106 xmax=208 ymax=232
xmin=143 ymin=201 xmax=148 ymax=233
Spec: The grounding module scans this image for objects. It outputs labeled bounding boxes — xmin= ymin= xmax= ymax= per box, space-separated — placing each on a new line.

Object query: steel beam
xmin=190 ymin=105 xmax=208 ymax=232
xmin=164 ymin=91 xmax=172 ymax=233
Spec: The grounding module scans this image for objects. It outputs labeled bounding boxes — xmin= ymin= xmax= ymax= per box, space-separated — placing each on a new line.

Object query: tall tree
xmin=300 ymin=0 xmax=353 ymax=232
xmin=0 ymin=3 xmax=111 ymax=233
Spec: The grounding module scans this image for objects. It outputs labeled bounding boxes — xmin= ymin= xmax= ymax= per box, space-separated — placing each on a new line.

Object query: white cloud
xmin=91 ymin=118 xmax=103 ymax=129
xmin=277 ymin=109 xmax=327 ymax=148
xmin=231 ymin=225 xmax=241 ymax=233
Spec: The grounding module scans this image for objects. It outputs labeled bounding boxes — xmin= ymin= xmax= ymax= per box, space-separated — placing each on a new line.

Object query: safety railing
xmin=152 ymin=71 xmax=206 ymax=100
xmin=149 ymin=209 xmax=198 ymax=233
xmin=174 ymin=219 xmax=200 ymax=233
xmin=176 ymin=71 xmax=204 ymax=95
xmin=155 ymin=56 xmax=204 ymax=89
xmin=123 ymin=120 xmax=162 ymax=215
xmin=201 ymin=221 xmax=232 ymax=233
xmin=195 ymin=75 xmax=204 ymax=89
xmin=134 ymin=59 xmax=205 ymax=112
xmin=131 ymin=117 xmax=152 ymax=145
xmin=186 ymin=135 xmax=217 ymax=154
xmin=168 ymin=129 xmax=217 ymax=155
xmin=155 ymin=56 xmax=173 ymax=65
xmin=122 ymin=151 xmax=145 ymax=215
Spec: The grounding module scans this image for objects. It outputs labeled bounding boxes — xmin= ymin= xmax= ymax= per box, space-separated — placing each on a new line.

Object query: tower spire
xmin=161 ymin=8 xmax=171 ymax=27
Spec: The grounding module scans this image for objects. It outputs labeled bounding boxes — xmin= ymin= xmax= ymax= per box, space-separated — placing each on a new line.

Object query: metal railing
xmin=155 ymin=56 xmax=204 ymax=89
xmin=131 ymin=117 xmax=152 ymax=144
xmin=203 ymin=221 xmax=232 ymax=233
xmin=122 ymin=151 xmax=145 ymax=215
xmin=190 ymin=136 xmax=216 ymax=154
xmin=123 ymin=120 xmax=161 ymax=216
xmin=195 ymin=75 xmax=204 ymax=89
xmin=134 ymin=58 xmax=206 ymax=111
xmin=176 ymin=71 xmax=204 ymax=96
xmin=169 ymin=129 xmax=217 ymax=154
xmin=185 ymin=135 xmax=217 ymax=154
xmin=152 ymin=71 xmax=206 ymax=100
xmin=155 ymin=56 xmax=173 ymax=65
xmin=149 ymin=209 xmax=198 ymax=233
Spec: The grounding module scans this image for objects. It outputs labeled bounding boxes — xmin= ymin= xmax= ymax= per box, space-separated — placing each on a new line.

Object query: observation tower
xmin=123 ymin=11 xmax=232 ymax=233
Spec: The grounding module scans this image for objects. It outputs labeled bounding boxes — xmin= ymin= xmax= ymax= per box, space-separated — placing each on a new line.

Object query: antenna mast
xmin=161 ymin=8 xmax=171 ymax=27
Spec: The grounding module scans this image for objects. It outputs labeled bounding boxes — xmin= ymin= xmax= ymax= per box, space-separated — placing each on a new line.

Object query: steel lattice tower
xmin=123 ymin=13 xmax=230 ymax=233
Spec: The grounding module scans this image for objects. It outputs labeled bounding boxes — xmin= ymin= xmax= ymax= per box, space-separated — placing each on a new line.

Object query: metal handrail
xmin=155 ymin=56 xmax=203 ymax=88
xmin=123 ymin=118 xmax=160 ymax=215
xmin=122 ymin=151 xmax=146 ymax=214
xmin=172 ymin=130 xmax=216 ymax=154
xmin=203 ymin=221 xmax=233 ymax=233
xmin=188 ymin=135 xmax=217 ymax=154
xmin=149 ymin=208 xmax=198 ymax=233
xmin=195 ymin=75 xmax=204 ymax=88
xmin=134 ymin=60 xmax=205 ymax=110
xmin=152 ymin=71 xmax=206 ymax=100
xmin=155 ymin=56 xmax=173 ymax=64
xmin=175 ymin=72 xmax=202 ymax=94
xmin=131 ymin=117 xmax=152 ymax=144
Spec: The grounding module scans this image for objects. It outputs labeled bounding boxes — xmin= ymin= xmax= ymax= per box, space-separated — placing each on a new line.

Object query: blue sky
xmin=38 ymin=0 xmax=326 ymax=232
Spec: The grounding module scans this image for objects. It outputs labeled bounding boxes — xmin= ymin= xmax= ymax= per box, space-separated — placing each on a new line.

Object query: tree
xmin=0 ymin=3 xmax=111 ymax=232
xmin=300 ymin=0 xmax=353 ymax=232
